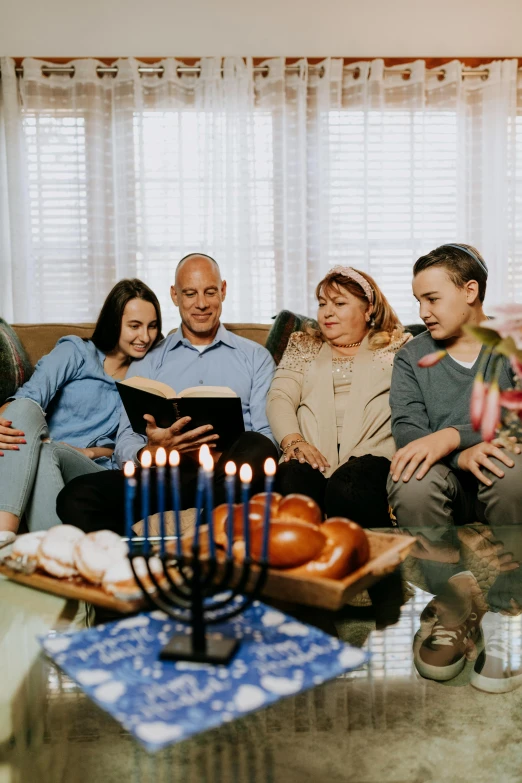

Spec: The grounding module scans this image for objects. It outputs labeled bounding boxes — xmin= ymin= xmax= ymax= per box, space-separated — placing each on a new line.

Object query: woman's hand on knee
xmin=0 ymin=417 xmax=26 ymax=456
xmin=288 ymin=442 xmax=330 ymax=472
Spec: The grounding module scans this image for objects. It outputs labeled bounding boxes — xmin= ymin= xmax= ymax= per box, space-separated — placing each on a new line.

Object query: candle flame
xmin=225 ymin=460 xmax=237 ymax=477
xmin=199 ymin=444 xmax=211 ymax=466
xmin=239 ymin=463 xmax=252 ymax=483
xmin=141 ymin=450 xmax=152 ymax=469
xmin=264 ymin=457 xmax=276 ymax=477
xmin=200 ymin=443 xmax=214 ymax=473
xmin=169 ymin=450 xmax=180 ymax=467
xmin=124 ymin=461 xmax=135 ymax=478
xmin=155 ymin=447 xmax=167 ymax=467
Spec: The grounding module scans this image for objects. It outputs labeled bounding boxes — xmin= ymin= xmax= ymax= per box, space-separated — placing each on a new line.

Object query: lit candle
xmin=239 ymin=463 xmax=252 ymax=559
xmin=124 ymin=461 xmax=137 ymax=545
xmin=193 ymin=445 xmax=208 ymax=549
xmin=140 ymin=450 xmax=152 ymax=554
xmin=224 ymin=461 xmax=236 ymax=557
xmin=169 ymin=450 xmax=182 ymax=557
xmin=155 ymin=447 xmax=167 ymax=556
xmin=262 ymin=458 xmax=276 ymax=563
xmin=203 ymin=448 xmax=216 ymax=559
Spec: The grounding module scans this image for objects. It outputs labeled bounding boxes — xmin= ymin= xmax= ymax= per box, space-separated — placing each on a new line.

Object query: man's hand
xmin=143 ymin=415 xmax=219 ymax=456
xmin=390 ymin=428 xmax=460 ymax=482
xmin=0 ymin=417 xmax=26 ymax=457
xmin=457 ymin=439 xmax=521 ymax=486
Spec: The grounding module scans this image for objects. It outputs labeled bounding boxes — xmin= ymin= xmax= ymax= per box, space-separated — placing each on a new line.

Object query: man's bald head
xmin=175 ymin=253 xmax=221 ymax=284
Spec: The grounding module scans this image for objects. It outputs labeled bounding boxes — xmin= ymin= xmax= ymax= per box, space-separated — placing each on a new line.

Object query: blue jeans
xmin=0 ymin=398 xmax=106 ymax=531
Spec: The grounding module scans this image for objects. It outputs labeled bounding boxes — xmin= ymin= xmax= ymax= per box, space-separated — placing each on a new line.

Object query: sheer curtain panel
xmin=0 ymin=56 xmax=520 ymax=329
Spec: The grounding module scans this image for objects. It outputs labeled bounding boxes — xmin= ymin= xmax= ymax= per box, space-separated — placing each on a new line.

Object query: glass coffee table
xmin=2 ymin=524 xmax=522 ymax=783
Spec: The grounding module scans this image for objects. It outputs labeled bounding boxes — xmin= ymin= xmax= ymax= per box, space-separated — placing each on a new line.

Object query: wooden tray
xmin=0 ymin=561 xmax=144 ymax=614
xmin=0 ymin=531 xmax=414 ymax=614
xmin=235 ymin=530 xmax=416 ymax=611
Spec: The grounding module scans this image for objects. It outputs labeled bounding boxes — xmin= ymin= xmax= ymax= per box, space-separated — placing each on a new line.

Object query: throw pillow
xmin=266 ymin=310 xmax=319 ymax=365
xmin=0 ymin=319 xmax=33 ymax=404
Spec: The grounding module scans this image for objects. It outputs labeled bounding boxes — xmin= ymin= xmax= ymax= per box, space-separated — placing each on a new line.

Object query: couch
xmin=12 ymin=323 xmax=272 ymax=367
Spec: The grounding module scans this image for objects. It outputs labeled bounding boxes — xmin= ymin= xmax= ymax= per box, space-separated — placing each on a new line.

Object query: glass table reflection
xmin=2 ymin=524 xmax=522 ymax=783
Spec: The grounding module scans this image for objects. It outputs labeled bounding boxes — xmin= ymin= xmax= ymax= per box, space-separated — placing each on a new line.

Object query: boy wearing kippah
xmin=387 ymin=243 xmax=522 ymax=529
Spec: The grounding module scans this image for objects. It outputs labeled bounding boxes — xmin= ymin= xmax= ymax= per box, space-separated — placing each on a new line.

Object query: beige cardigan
xmin=267 ymin=331 xmax=410 ymax=478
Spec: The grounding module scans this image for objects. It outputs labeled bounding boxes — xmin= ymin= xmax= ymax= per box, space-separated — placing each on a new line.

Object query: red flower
xmin=499 ymin=389 xmax=522 ymax=410
xmin=481 ymin=381 xmax=501 ymax=442
xmin=470 ymin=374 xmax=488 ymax=431
xmin=417 ymin=350 xmax=447 ymax=368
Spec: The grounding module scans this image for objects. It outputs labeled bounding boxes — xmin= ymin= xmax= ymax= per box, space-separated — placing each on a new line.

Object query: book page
xmin=179 ymin=385 xmax=237 ymax=399
xmin=119 ymin=376 xmax=176 ymax=399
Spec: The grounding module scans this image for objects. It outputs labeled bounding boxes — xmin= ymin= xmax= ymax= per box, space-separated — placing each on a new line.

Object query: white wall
xmin=1 ymin=0 xmax=521 ymax=57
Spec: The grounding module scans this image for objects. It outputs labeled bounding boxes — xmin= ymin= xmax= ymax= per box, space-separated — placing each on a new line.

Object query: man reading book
xmin=57 ymin=253 xmax=278 ymax=534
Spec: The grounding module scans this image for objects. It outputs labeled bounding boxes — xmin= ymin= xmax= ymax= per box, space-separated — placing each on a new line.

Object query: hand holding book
xmin=116 ymin=377 xmax=245 ymax=455
xmin=142 ymin=414 xmax=219 ymax=457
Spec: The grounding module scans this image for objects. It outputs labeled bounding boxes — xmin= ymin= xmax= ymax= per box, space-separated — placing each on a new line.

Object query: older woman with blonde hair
xmin=267 ymin=266 xmax=410 ymax=527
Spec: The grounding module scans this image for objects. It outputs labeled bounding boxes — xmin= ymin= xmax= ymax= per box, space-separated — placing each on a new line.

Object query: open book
xmin=116 ymin=377 xmax=245 ymax=451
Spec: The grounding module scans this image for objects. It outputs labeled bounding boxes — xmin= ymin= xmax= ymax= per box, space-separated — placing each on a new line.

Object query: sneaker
xmin=413 ymin=571 xmax=486 ymax=682
xmin=470 ymin=631 xmax=522 ymax=693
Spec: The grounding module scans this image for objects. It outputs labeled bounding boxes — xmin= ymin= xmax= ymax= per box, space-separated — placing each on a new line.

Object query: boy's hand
xmin=390 ymin=428 xmax=460 ymax=482
xmin=457 ymin=439 xmax=521 ymax=486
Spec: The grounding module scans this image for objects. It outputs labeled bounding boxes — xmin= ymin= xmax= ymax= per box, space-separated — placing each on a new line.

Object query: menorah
xmin=124 ymin=446 xmax=276 ymax=665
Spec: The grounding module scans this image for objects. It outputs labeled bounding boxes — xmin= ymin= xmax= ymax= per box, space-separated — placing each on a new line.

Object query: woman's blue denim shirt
xmin=11 ymin=336 xmax=121 ymax=468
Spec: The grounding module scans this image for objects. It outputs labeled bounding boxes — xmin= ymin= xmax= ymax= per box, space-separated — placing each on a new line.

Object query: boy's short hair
xmin=413 ymin=243 xmax=488 ymax=302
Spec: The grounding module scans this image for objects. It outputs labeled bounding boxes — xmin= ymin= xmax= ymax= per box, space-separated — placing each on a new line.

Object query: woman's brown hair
xmin=313 ymin=268 xmax=403 ymax=349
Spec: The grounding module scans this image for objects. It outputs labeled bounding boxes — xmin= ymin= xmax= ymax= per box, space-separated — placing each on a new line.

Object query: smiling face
xmin=317 ymin=283 xmax=371 ymax=344
xmin=413 ymin=266 xmax=480 ymax=342
xmin=171 ymin=255 xmax=226 ymax=344
xmin=117 ymin=298 xmax=159 ymax=359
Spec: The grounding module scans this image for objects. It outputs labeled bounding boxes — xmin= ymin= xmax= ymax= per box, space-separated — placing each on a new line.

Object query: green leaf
xmin=495 ymin=336 xmax=517 ymax=358
xmin=463 ymin=325 xmax=501 ymax=346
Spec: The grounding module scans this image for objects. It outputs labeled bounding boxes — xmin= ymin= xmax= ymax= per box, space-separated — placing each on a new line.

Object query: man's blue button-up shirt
xmin=115 ymin=324 xmax=277 ymax=466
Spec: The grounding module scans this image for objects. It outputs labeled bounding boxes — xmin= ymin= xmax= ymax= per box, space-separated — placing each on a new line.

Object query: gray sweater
xmin=390 ymin=331 xmax=514 ymax=470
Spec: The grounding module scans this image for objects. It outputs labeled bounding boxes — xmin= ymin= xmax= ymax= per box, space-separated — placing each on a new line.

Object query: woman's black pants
xmin=275 ymin=454 xmax=392 ymax=528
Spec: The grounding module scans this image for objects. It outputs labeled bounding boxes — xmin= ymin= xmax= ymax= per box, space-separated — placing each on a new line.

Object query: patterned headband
xmin=443 ymin=244 xmax=488 ymax=277
xmin=327 ymin=266 xmax=374 ymax=305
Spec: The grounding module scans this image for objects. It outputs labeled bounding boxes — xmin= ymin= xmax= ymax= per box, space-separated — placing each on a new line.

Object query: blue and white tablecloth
xmin=40 ymin=600 xmax=368 ymax=752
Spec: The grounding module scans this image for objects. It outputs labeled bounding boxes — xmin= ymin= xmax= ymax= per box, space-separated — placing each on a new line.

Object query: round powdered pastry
xmin=74 ymin=530 xmax=128 ymax=584
xmin=102 ymin=555 xmax=165 ymax=599
xmin=37 ymin=525 xmax=85 ymax=578
xmin=11 ymin=531 xmax=46 ymax=563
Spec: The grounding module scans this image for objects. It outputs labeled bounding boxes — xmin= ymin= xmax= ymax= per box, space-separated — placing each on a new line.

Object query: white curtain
xmin=0 ymin=56 xmax=520 ymax=329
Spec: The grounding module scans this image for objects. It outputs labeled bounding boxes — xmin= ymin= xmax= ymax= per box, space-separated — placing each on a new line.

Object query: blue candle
xmin=205 ymin=457 xmax=216 ymax=559
xmin=239 ymin=463 xmax=252 ymax=559
xmin=169 ymin=450 xmax=182 ymax=557
xmin=193 ymin=446 xmax=207 ymax=549
xmin=262 ymin=458 xmax=276 ymax=563
xmin=155 ymin=447 xmax=167 ymax=556
xmin=140 ymin=450 xmax=152 ymax=554
xmin=124 ymin=461 xmax=137 ymax=547
xmin=224 ymin=461 xmax=237 ymax=557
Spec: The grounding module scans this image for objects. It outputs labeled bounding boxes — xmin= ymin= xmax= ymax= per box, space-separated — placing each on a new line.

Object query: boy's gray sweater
xmin=390 ymin=330 xmax=514 ymax=470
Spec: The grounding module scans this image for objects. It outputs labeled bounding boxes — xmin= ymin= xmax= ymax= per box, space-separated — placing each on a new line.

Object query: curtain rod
xmin=8 ymin=62 xmax=493 ymax=81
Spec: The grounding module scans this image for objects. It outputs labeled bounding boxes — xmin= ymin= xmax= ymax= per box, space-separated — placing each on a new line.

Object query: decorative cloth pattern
xmin=40 ymin=601 xmax=368 ymax=752
xmin=0 ymin=319 xmax=33 ymax=404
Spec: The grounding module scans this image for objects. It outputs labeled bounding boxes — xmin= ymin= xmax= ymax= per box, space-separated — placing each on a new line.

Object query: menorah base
xmin=159 ymin=634 xmax=240 ymax=665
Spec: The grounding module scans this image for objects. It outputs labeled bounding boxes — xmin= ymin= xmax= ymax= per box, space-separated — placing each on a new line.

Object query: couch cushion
xmin=12 ymin=323 xmax=95 ymax=367
xmin=0 ymin=319 xmax=34 ymax=404
xmin=266 ymin=310 xmax=319 ymax=365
